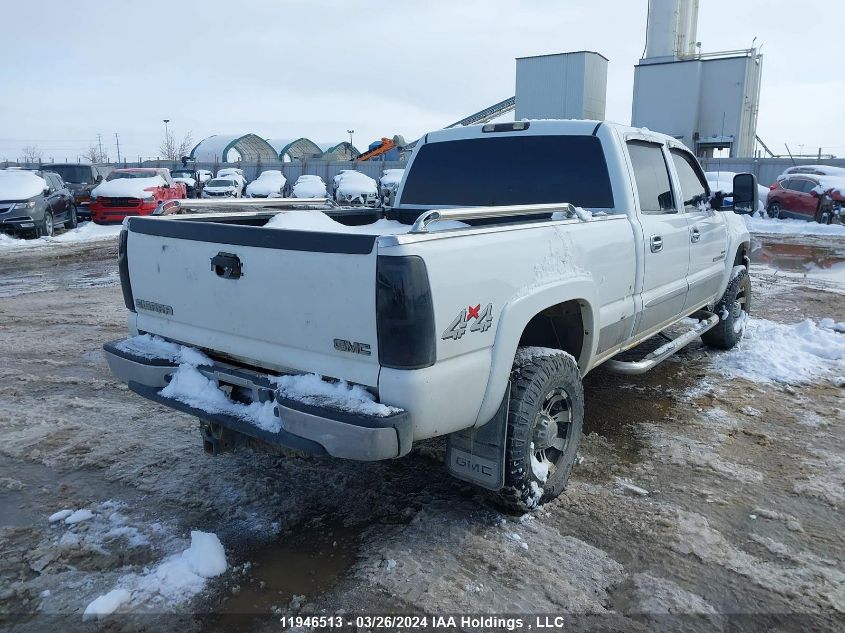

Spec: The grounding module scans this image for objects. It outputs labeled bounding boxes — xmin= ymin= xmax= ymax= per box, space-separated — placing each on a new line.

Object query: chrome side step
xmin=604 ymin=313 xmax=719 ymax=375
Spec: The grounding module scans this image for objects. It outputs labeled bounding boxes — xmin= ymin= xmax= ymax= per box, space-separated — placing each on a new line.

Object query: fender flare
xmin=474 ymin=276 xmax=599 ymax=425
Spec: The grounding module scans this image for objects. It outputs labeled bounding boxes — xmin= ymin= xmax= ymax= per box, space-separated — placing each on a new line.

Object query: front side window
xmin=669 ymin=149 xmax=708 ymax=211
xmin=627 ymin=141 xmax=675 ymax=215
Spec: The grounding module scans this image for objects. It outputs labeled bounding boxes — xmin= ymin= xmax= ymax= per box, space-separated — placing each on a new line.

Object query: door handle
xmin=690 ymin=227 xmax=701 ymax=243
xmin=649 ymin=234 xmax=663 ymax=253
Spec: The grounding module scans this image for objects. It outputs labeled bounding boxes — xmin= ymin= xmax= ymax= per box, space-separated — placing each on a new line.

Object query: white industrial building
xmin=631 ymin=0 xmax=763 ymax=158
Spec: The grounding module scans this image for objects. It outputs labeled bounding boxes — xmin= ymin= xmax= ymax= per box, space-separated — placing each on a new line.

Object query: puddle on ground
xmin=198 ymin=517 xmax=360 ymax=631
xmin=751 ymin=238 xmax=845 ymax=284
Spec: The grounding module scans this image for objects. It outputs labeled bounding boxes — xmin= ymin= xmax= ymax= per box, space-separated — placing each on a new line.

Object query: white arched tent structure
xmin=190 ymin=133 xmax=279 ymax=163
xmin=266 ymin=138 xmax=324 ymax=162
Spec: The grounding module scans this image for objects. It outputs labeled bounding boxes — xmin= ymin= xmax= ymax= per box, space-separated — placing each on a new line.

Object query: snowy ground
xmin=0 ymin=228 xmax=843 ymax=632
xmin=0 ymin=222 xmax=122 ymax=252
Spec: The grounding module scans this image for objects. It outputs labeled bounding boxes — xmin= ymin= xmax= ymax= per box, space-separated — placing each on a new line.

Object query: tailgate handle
xmin=210 ymin=252 xmax=243 ymax=280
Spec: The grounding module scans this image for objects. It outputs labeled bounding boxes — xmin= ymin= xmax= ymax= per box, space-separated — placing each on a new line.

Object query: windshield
xmin=208 ymin=179 xmax=235 ymax=187
xmin=46 ymin=165 xmax=92 ymax=184
xmin=107 ymin=170 xmax=159 ymax=181
xmin=401 ymin=135 xmax=614 ymax=208
xmin=171 ymin=171 xmax=193 ymax=178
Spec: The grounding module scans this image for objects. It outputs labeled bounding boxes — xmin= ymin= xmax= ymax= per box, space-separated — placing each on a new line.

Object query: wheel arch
xmin=474 ymin=278 xmax=598 ymax=426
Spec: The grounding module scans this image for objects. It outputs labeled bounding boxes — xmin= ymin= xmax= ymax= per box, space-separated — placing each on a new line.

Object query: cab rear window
xmin=401 ymin=135 xmax=614 ymax=208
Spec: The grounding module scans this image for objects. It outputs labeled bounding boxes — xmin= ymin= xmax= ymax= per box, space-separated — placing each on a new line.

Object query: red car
xmin=90 ymin=168 xmax=186 ymax=223
xmin=767 ymin=174 xmax=844 ymax=223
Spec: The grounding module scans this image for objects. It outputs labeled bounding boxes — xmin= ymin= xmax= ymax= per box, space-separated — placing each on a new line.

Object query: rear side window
xmin=627 ymin=141 xmax=675 ymax=215
xmin=669 ymin=149 xmax=708 ymax=210
xmin=400 ymin=135 xmax=614 ymax=208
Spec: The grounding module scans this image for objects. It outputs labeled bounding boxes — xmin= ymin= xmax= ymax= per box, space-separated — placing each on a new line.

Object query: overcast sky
xmin=2 ymin=0 xmax=843 ymax=162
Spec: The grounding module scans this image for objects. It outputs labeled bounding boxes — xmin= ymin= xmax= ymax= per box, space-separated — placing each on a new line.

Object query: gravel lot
xmin=0 ymin=228 xmax=842 ymax=632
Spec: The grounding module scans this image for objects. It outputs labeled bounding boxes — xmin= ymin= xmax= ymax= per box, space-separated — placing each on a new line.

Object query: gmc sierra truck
xmin=103 ymin=120 xmax=756 ymax=511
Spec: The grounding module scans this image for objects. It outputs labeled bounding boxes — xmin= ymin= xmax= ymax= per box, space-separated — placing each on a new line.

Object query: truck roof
xmin=422 ymin=119 xmax=680 ymax=147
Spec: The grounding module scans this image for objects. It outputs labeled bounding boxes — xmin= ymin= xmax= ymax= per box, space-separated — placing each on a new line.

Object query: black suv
xmin=170 ymin=168 xmax=204 ymax=198
xmin=44 ymin=163 xmax=110 ymax=220
xmin=0 ymin=170 xmax=77 ymax=238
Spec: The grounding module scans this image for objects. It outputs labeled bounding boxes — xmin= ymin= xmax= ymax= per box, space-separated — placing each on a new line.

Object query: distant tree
xmin=21 ymin=145 xmax=43 ymax=164
xmin=160 ymin=129 xmax=194 ymax=162
xmin=84 ymin=144 xmax=107 ymax=163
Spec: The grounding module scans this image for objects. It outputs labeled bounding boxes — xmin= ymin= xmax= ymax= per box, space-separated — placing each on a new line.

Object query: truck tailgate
xmin=124 ymin=216 xmax=380 ymax=387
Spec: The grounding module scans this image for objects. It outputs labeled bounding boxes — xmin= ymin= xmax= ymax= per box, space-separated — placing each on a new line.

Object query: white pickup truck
xmin=104 ymin=120 xmax=756 ymax=510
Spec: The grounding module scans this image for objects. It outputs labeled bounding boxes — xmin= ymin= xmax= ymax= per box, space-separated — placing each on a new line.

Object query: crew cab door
xmin=669 ymin=148 xmax=727 ymax=309
xmin=627 ymin=141 xmax=690 ymax=336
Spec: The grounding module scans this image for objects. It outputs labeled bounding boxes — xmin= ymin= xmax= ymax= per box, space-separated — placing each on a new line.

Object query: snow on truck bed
xmin=264 ymin=210 xmax=467 ymax=234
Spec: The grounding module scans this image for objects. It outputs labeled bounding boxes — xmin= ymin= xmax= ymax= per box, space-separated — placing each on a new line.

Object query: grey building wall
xmin=516 ymin=52 xmax=608 ymax=120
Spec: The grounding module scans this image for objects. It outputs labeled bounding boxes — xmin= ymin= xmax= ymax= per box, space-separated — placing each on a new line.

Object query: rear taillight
xmin=118 ymin=229 xmax=135 ymax=312
xmin=376 ymin=255 xmax=436 ymax=369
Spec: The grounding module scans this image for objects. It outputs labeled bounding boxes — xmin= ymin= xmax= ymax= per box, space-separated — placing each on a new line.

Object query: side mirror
xmin=732 ymin=173 xmax=758 ymax=215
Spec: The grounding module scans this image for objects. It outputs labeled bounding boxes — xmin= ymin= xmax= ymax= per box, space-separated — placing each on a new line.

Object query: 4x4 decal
xmin=441 ymin=303 xmax=494 ymax=340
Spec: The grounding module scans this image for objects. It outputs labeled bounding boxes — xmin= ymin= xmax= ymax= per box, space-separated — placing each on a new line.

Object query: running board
xmin=604 ymin=313 xmax=719 ymax=375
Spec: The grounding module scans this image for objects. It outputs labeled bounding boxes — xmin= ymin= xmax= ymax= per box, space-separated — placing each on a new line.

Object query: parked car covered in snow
xmin=0 ymin=169 xmax=77 ymax=237
xmin=245 ymin=170 xmax=289 ymax=198
xmin=89 ymin=168 xmax=186 ymax=224
xmin=704 ymin=171 xmax=768 ymax=215
xmin=43 ymin=163 xmax=110 ymax=220
xmin=334 ymin=171 xmax=379 ymax=207
xmin=379 ymin=168 xmax=405 ymax=205
xmin=291 ymin=175 xmax=328 ymax=199
xmin=216 ymin=168 xmax=246 ymax=195
xmin=767 ymin=173 xmax=844 ymax=223
xmin=171 ymin=169 xmax=204 ymax=198
xmin=202 ymin=178 xmax=242 ymax=198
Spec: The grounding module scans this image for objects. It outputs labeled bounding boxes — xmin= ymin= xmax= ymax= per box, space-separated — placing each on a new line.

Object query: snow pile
xmin=64 ymin=508 xmax=95 ymax=525
xmin=780 ymin=165 xmax=845 ymax=178
xmin=265 ymin=210 xmax=467 ymax=235
xmin=83 ymin=589 xmax=131 ymax=620
xmin=83 ymin=531 xmax=227 ymax=619
xmin=273 ymin=373 xmax=400 ymax=417
xmin=161 ymin=363 xmax=280 ymax=433
xmin=380 ymin=169 xmax=405 ymax=188
xmin=172 ymin=176 xmax=196 ymax=188
xmin=292 ymin=175 xmax=328 ymax=198
xmin=246 ymin=170 xmax=286 ymax=197
xmin=743 ymin=215 xmax=845 ymax=236
xmin=0 ymin=169 xmax=47 ymax=199
xmin=115 ymin=334 xmax=212 ymax=366
xmin=92 ymin=176 xmax=164 ymax=199
xmin=716 ymin=318 xmax=845 ymax=384
xmin=820 ymin=318 xmax=845 ymax=333
xmin=48 ymin=509 xmax=73 ymax=522
xmin=0 ymin=221 xmax=122 ymax=251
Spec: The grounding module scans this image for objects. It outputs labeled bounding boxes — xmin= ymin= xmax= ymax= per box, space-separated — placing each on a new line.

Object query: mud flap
xmin=446 ymin=384 xmax=509 ymax=491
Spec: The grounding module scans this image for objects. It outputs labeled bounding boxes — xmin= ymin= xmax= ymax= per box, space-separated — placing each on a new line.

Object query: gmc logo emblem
xmin=455 ymin=455 xmax=493 ymax=477
xmin=333 ymin=338 xmax=372 ymax=356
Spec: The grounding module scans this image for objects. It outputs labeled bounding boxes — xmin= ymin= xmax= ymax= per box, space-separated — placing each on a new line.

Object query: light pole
xmin=163 ymin=119 xmax=171 ymax=161
xmin=347 ymin=129 xmax=354 ymax=147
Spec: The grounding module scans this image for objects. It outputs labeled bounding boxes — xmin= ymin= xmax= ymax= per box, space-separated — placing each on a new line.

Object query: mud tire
xmin=495 ymin=349 xmax=584 ymax=513
xmin=701 ymin=267 xmax=751 ymax=350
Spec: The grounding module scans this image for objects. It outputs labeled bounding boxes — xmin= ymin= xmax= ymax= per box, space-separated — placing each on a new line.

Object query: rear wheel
xmin=701 ymin=267 xmax=750 ymax=350
xmin=495 ymin=349 xmax=584 ymax=512
xmin=767 ymin=202 xmax=781 ymax=219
